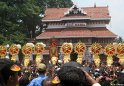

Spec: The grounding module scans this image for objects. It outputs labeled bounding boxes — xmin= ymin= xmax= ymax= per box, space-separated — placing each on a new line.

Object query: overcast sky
xmin=72 ymin=0 xmax=124 ymax=38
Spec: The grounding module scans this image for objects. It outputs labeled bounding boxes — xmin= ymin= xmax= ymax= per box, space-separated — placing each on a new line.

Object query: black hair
xmin=70 ymin=51 xmax=78 ymax=61
xmin=19 ymin=74 xmax=29 ymax=86
xmin=42 ymin=78 xmax=53 ymax=86
xmin=0 ymin=59 xmax=15 ymax=84
xmin=37 ymin=69 xmax=46 ymax=74
xmin=57 ymin=66 xmax=90 ymax=86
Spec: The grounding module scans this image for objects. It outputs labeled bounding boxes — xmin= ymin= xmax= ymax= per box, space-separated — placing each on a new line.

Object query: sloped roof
xmin=36 ymin=27 xmax=116 ymax=39
xmin=43 ymin=6 xmax=110 ymax=20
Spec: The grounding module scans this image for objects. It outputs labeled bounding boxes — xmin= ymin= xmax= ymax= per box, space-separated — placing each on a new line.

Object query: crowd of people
xmin=0 ymin=52 xmax=124 ymax=86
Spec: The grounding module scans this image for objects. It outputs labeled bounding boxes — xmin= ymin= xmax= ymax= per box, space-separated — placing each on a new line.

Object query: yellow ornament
xmin=34 ymin=43 xmax=45 ymax=65
xmin=74 ymin=42 xmax=86 ymax=64
xmin=74 ymin=42 xmax=86 ymax=54
xmin=9 ymin=44 xmax=19 ymax=61
xmin=61 ymin=43 xmax=73 ymax=63
xmin=117 ymin=44 xmax=124 ymax=56
xmin=105 ymin=44 xmax=115 ymax=65
xmin=117 ymin=44 xmax=124 ymax=63
xmin=91 ymin=43 xmax=102 ymax=67
xmin=0 ymin=45 xmax=7 ymax=58
xmin=91 ymin=43 xmax=102 ymax=55
xmin=51 ymin=56 xmax=58 ymax=65
xmin=76 ymin=57 xmax=82 ymax=64
xmin=22 ymin=45 xmax=33 ymax=67
xmin=34 ymin=43 xmax=44 ymax=55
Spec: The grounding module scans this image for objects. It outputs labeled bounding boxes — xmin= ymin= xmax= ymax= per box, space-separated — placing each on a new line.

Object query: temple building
xmin=36 ymin=5 xmax=117 ymax=61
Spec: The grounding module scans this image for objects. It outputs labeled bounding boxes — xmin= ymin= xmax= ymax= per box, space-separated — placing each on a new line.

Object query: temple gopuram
xmin=36 ymin=5 xmax=117 ymax=61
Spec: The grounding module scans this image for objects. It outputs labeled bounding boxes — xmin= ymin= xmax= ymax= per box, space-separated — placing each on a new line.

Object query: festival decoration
xmin=76 ymin=57 xmax=83 ymax=64
xmin=91 ymin=43 xmax=102 ymax=55
xmin=0 ymin=45 xmax=7 ymax=58
xmin=17 ymin=44 xmax=21 ymax=49
xmin=117 ymin=43 xmax=124 ymax=62
xmin=117 ymin=43 xmax=124 ymax=56
xmin=105 ymin=44 xmax=115 ymax=65
xmin=26 ymin=43 xmax=35 ymax=60
xmin=49 ymin=39 xmax=58 ymax=65
xmin=105 ymin=44 xmax=115 ymax=56
xmin=34 ymin=42 xmax=46 ymax=66
xmin=22 ymin=44 xmax=33 ymax=67
xmin=74 ymin=42 xmax=86 ymax=64
xmin=5 ymin=44 xmax=10 ymax=59
xmin=61 ymin=43 xmax=73 ymax=63
xmin=16 ymin=44 xmax=22 ymax=61
xmin=9 ymin=44 xmax=19 ymax=61
xmin=91 ymin=43 xmax=102 ymax=67
xmin=51 ymin=56 xmax=58 ymax=65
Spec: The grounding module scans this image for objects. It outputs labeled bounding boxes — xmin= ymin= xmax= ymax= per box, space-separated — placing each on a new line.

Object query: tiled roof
xmin=43 ymin=7 xmax=110 ymax=20
xmin=36 ymin=28 xmax=117 ymax=39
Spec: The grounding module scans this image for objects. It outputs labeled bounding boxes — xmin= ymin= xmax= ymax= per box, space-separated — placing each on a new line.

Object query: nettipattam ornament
xmin=34 ymin=43 xmax=45 ymax=55
xmin=61 ymin=43 xmax=73 ymax=63
xmin=117 ymin=44 xmax=124 ymax=56
xmin=74 ymin=42 xmax=86 ymax=64
xmin=91 ymin=43 xmax=102 ymax=55
xmin=22 ymin=45 xmax=33 ymax=67
xmin=117 ymin=43 xmax=124 ymax=63
xmin=91 ymin=43 xmax=102 ymax=67
xmin=0 ymin=45 xmax=7 ymax=58
xmin=51 ymin=56 xmax=58 ymax=65
xmin=22 ymin=45 xmax=33 ymax=56
xmin=105 ymin=44 xmax=115 ymax=56
xmin=105 ymin=44 xmax=115 ymax=65
xmin=61 ymin=43 xmax=73 ymax=55
xmin=9 ymin=44 xmax=19 ymax=61
xmin=74 ymin=42 xmax=86 ymax=54
xmin=34 ymin=42 xmax=46 ymax=66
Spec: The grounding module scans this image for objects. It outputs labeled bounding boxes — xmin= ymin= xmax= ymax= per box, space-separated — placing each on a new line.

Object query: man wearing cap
xmin=0 ymin=58 xmax=21 ymax=86
xmin=28 ymin=63 xmax=48 ymax=86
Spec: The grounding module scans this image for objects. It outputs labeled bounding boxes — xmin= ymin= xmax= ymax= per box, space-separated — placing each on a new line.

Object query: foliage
xmin=115 ymin=36 xmax=124 ymax=43
xmin=0 ymin=0 xmax=73 ymax=45
xmin=11 ymin=31 xmax=26 ymax=44
xmin=0 ymin=34 xmax=5 ymax=44
xmin=44 ymin=0 xmax=73 ymax=8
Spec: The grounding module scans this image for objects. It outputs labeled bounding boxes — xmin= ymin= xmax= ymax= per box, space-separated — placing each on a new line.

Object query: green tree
xmin=0 ymin=0 xmax=40 ymax=44
xmin=0 ymin=0 xmax=73 ymax=44
xmin=0 ymin=34 xmax=5 ymax=44
xmin=0 ymin=0 xmax=27 ymax=45
xmin=115 ymin=36 xmax=124 ymax=43
xmin=36 ymin=0 xmax=73 ymax=9
xmin=17 ymin=0 xmax=41 ymax=38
